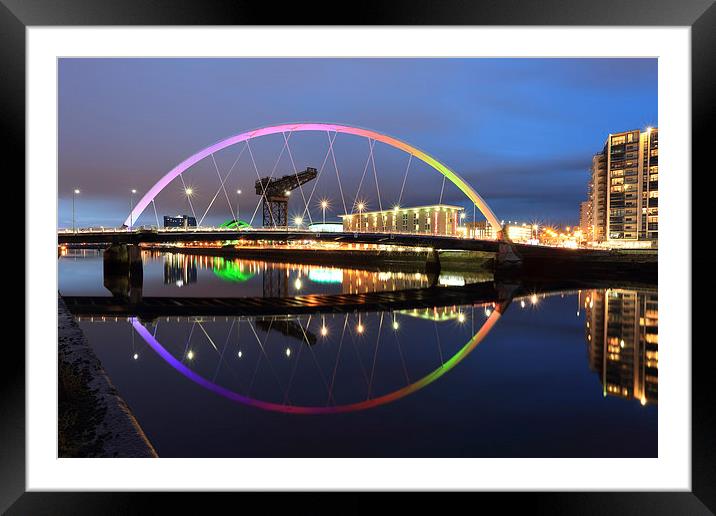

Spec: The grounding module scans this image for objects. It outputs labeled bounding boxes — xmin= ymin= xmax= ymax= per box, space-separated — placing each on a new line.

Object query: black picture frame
xmin=3 ymin=0 xmax=711 ymax=512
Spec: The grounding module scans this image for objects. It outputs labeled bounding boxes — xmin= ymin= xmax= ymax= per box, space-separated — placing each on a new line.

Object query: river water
xmin=58 ymin=248 xmax=658 ymax=458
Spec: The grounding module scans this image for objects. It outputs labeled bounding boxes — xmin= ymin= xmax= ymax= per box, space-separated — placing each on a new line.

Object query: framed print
xmin=3 ymin=0 xmax=713 ymax=512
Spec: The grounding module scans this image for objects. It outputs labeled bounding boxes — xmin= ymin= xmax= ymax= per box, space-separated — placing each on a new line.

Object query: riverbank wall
xmin=58 ymin=295 xmax=157 ymax=458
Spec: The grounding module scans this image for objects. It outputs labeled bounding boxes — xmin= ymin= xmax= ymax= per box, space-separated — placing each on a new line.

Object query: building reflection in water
xmin=163 ymin=254 xmax=198 ymax=287
xmin=582 ymin=289 xmax=658 ymax=405
xmin=147 ymin=250 xmax=464 ymax=296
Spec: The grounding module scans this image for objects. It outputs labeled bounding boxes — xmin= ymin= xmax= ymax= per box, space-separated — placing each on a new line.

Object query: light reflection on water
xmin=59 ymin=249 xmax=658 ymax=458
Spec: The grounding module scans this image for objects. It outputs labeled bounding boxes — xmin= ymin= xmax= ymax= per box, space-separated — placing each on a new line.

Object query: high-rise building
xmin=579 ymin=200 xmax=592 ymax=241
xmin=583 ymin=128 xmax=658 ymax=247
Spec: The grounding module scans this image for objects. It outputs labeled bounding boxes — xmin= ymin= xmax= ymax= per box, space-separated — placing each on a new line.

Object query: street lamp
xmin=294 ymin=215 xmax=303 ymax=229
xmin=130 ymin=189 xmax=137 ymax=230
xmin=236 ymin=189 xmax=242 ymax=225
xmin=72 ymin=188 xmax=80 ymax=232
xmin=356 ymin=202 xmax=366 ymax=232
xmin=320 ymin=199 xmax=329 ymax=225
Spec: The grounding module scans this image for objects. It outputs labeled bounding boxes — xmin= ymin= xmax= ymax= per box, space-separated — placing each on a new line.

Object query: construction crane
xmin=255 ymin=167 xmax=317 ymax=228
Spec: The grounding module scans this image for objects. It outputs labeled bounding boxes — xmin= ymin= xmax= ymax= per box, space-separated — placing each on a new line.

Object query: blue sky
xmin=58 ymin=58 xmax=657 ymax=227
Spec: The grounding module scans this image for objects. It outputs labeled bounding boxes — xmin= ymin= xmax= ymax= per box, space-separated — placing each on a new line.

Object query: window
xmin=611 ymin=135 xmax=626 ymax=145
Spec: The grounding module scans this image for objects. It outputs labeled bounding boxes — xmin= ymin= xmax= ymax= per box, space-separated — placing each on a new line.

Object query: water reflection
xmin=163 ymin=254 xmax=198 ymax=287
xmin=61 ymin=250 xmax=658 ymax=456
xmin=75 ymin=287 xmax=659 ymax=413
xmin=582 ymin=289 xmax=658 ymax=405
xmin=124 ymin=303 xmax=505 ymax=414
xmin=147 ymin=250 xmax=489 ymax=297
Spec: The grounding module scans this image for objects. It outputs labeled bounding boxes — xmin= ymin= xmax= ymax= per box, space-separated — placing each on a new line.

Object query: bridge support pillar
xmin=425 ymin=249 xmax=441 ymax=286
xmin=103 ymin=244 xmax=143 ymax=303
xmin=496 ymin=241 xmax=523 ymax=269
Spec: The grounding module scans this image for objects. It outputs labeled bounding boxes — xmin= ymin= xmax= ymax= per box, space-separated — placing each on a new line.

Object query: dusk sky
xmin=58 ymin=58 xmax=657 ymax=228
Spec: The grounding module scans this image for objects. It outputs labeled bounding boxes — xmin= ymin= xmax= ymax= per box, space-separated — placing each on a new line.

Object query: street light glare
xmin=131 ymin=189 xmax=137 ymax=194
xmin=74 ymin=189 xmax=80 ymax=194
xmin=185 ymin=187 xmax=194 ymax=196
xmin=294 ymin=216 xmax=303 ymax=226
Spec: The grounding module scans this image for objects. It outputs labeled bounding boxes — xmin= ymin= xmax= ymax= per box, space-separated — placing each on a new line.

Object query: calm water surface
xmin=58 ymin=249 xmax=658 ymax=457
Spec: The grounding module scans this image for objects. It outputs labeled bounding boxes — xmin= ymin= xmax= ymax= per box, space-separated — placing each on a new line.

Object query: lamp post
xmin=184 ymin=188 xmax=193 ymax=230
xmin=130 ymin=189 xmax=137 ymax=230
xmin=236 ymin=189 xmax=242 ymax=225
xmin=72 ymin=188 xmax=80 ymax=232
xmin=320 ymin=200 xmax=328 ymax=225
xmin=357 ymin=202 xmax=365 ymax=232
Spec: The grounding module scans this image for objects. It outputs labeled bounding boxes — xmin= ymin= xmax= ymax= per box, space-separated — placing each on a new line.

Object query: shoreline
xmin=58 ymin=295 xmax=157 ymax=458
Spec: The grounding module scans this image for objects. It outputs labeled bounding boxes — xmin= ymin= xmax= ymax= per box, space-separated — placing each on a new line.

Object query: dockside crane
xmin=255 ymin=167 xmax=318 ymax=228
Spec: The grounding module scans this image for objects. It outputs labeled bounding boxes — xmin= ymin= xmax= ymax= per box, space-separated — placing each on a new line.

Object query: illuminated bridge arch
xmin=124 ymin=123 xmax=502 ymax=232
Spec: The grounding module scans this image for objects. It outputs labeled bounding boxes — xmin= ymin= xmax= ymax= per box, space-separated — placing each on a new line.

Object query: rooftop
xmin=338 ymin=204 xmax=464 ymax=218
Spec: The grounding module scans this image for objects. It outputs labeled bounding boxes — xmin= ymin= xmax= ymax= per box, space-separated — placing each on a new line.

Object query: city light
xmin=185 ymin=187 xmax=194 ymax=196
xmin=285 ymin=348 xmax=291 ymax=358
xmin=133 ymin=353 xmax=138 ymax=360
xmin=320 ymin=199 xmax=330 ymax=224
xmin=238 ymin=350 xmax=243 ymax=358
xmin=356 ymin=323 xmax=364 ymax=334
xmin=294 ymin=277 xmax=302 ymax=290
xmin=72 ymin=188 xmax=80 ymax=232
xmin=457 ymin=312 xmax=466 ymax=323
xmin=392 ymin=319 xmax=399 ymax=330
xmin=187 ymin=350 xmax=194 ymax=360
xmin=320 ymin=325 xmax=329 ymax=337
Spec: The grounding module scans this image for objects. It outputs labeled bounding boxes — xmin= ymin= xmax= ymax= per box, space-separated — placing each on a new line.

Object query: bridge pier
xmin=495 ymin=240 xmax=523 ymax=269
xmin=103 ymin=244 xmax=143 ymax=303
xmin=425 ymin=249 xmax=441 ymax=286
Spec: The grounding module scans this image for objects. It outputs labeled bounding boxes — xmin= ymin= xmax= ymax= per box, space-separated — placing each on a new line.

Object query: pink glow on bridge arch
xmin=123 ymin=123 xmax=502 ymax=232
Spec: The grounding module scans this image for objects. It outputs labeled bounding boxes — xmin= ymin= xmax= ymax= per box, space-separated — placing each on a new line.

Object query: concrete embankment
xmin=144 ymin=244 xmax=495 ymax=273
xmin=58 ymin=295 xmax=157 ymax=458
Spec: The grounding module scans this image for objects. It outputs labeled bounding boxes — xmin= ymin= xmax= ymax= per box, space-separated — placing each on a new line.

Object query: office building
xmin=163 ymin=215 xmax=197 ymax=229
xmin=339 ymin=204 xmax=464 ymax=236
xmin=466 ymin=221 xmax=534 ymax=243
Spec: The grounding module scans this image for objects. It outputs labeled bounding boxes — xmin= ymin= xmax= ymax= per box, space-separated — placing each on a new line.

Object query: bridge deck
xmin=58 ymin=229 xmax=504 ymax=252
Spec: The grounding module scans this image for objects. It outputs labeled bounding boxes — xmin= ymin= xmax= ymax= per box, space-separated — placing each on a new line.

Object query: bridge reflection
xmin=126 ymin=302 xmax=507 ymax=414
xmin=72 ymin=285 xmax=657 ymax=414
